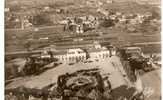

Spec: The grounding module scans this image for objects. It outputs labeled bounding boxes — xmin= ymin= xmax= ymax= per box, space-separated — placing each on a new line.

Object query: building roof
xmin=68 ymin=48 xmax=84 ymax=52
xmin=123 ymin=47 xmax=141 ymax=50
xmin=52 ymin=50 xmax=67 ymax=56
xmin=87 ymin=48 xmax=109 ymax=53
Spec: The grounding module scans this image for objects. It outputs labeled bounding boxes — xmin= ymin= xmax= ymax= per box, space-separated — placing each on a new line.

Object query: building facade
xmin=88 ymin=48 xmax=110 ymax=60
xmin=87 ymin=43 xmax=116 ymax=60
xmin=40 ymin=44 xmax=116 ymax=62
xmin=52 ymin=48 xmax=87 ymax=62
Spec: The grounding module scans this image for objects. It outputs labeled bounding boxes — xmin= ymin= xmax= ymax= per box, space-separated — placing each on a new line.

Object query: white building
xmin=66 ymin=48 xmax=86 ymax=61
xmin=88 ymin=48 xmax=110 ymax=60
xmin=40 ymin=49 xmax=51 ymax=58
xmin=40 ymin=43 xmax=116 ymax=62
xmin=87 ymin=43 xmax=116 ymax=60
xmin=41 ymin=46 xmax=86 ymax=62
xmin=53 ymin=48 xmax=87 ymax=62
xmin=76 ymin=24 xmax=84 ymax=34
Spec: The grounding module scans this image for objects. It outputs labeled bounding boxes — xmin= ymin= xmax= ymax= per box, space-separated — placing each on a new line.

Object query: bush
xmin=33 ymin=14 xmax=53 ymax=26
xmin=100 ymin=19 xmax=115 ymax=28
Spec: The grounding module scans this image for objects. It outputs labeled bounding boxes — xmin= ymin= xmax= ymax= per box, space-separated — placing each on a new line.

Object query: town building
xmin=54 ymin=48 xmax=86 ymax=62
xmin=97 ymin=8 xmax=109 ymax=16
xmin=41 ymin=48 xmax=87 ymax=62
xmin=87 ymin=47 xmax=110 ymax=60
xmin=40 ymin=42 xmax=117 ymax=62
xmin=87 ymin=42 xmax=116 ymax=60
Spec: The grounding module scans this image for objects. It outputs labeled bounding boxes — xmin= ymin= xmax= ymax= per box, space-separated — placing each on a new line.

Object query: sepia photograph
xmin=4 ymin=0 xmax=161 ymax=100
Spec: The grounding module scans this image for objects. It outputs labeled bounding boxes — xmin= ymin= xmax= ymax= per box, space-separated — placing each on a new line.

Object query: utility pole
xmin=21 ymin=16 xmax=25 ymax=30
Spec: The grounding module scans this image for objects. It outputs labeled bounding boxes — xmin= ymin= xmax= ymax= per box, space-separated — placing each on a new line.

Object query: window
xmin=81 ymin=56 xmax=85 ymax=60
xmin=79 ymin=56 xmax=82 ymax=61
xmin=106 ymin=53 xmax=109 ymax=58
xmin=69 ymin=57 xmax=72 ymax=61
xmin=103 ymin=54 xmax=105 ymax=58
xmin=99 ymin=54 xmax=101 ymax=58
xmin=72 ymin=56 xmax=75 ymax=61
xmin=78 ymin=51 xmax=84 ymax=54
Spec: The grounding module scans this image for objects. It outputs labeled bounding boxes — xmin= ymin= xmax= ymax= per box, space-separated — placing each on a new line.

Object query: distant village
xmin=5 ymin=0 xmax=160 ymax=34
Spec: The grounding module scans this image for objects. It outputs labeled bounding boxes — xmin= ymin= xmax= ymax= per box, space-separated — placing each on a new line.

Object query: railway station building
xmin=87 ymin=47 xmax=110 ymax=60
xmin=53 ymin=48 xmax=87 ymax=62
xmin=87 ymin=42 xmax=116 ymax=60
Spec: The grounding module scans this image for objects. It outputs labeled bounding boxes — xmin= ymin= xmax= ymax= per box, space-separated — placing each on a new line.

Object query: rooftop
xmin=87 ymin=47 xmax=109 ymax=53
xmin=52 ymin=50 xmax=67 ymax=56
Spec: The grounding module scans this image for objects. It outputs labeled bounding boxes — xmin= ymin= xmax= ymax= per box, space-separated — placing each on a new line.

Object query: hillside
xmin=5 ymin=0 xmax=161 ymax=7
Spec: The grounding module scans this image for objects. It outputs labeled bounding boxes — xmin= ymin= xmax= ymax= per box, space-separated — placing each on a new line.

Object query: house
xmin=122 ymin=46 xmax=144 ymax=59
xmin=86 ymin=0 xmax=98 ymax=7
xmin=67 ymin=24 xmax=84 ymax=33
xmin=41 ymin=49 xmax=51 ymax=58
xmin=97 ymin=8 xmax=109 ymax=16
xmin=109 ymin=15 xmax=117 ymax=20
xmin=40 ymin=45 xmax=58 ymax=58
xmin=43 ymin=6 xmax=50 ymax=12
xmin=144 ymin=12 xmax=152 ymax=18
xmin=135 ymin=14 xmax=144 ymax=24
xmin=76 ymin=24 xmax=84 ymax=33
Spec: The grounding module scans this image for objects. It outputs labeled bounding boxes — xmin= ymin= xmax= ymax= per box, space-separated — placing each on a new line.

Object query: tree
xmin=33 ymin=13 xmax=53 ymax=26
xmin=100 ymin=18 xmax=115 ymax=28
xmin=151 ymin=10 xmax=160 ymax=20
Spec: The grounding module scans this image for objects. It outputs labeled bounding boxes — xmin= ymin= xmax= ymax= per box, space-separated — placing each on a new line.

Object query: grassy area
xmin=103 ymin=1 xmax=160 ymax=14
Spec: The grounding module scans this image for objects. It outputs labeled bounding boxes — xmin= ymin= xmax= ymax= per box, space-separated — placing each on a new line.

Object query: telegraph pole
xmin=20 ymin=15 xmax=25 ymax=30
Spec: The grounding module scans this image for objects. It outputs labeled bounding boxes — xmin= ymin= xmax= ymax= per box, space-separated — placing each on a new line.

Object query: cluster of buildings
xmin=5 ymin=2 xmax=159 ymax=31
xmin=5 ymin=10 xmax=36 ymax=29
xmin=40 ymin=42 xmax=116 ymax=63
xmin=60 ymin=15 xmax=99 ymax=33
xmin=59 ymin=8 xmax=159 ymax=33
xmin=86 ymin=0 xmax=114 ymax=7
xmin=98 ymin=8 xmax=155 ymax=24
xmin=5 ymin=6 xmax=57 ymax=29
